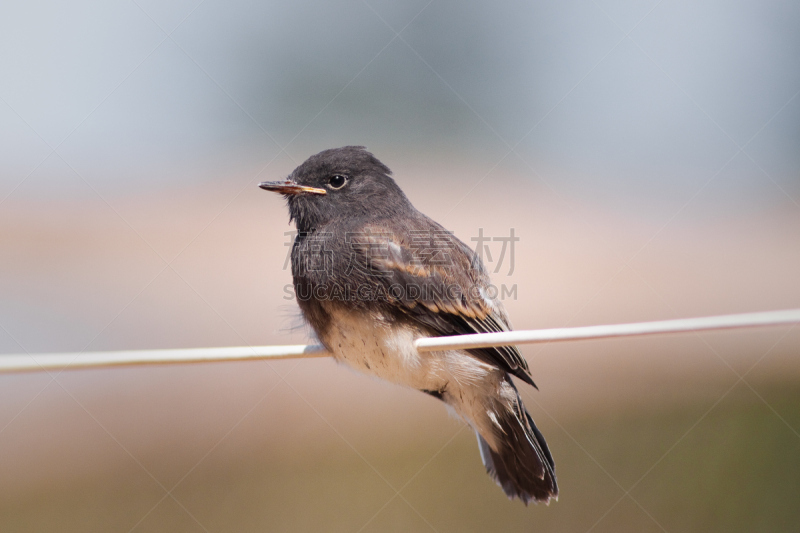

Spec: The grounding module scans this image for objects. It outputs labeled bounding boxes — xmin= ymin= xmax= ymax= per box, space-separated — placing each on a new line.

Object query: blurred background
xmin=1 ymin=0 xmax=799 ymax=531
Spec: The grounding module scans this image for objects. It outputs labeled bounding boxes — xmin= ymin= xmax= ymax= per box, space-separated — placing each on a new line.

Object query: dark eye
xmin=328 ymin=174 xmax=347 ymax=189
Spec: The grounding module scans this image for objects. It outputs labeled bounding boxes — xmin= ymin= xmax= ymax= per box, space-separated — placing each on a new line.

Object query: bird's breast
xmin=319 ymin=305 xmax=446 ymax=391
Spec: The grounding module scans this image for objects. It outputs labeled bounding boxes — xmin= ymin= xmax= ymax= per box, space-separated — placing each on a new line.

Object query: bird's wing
xmin=346 ymin=221 xmax=536 ymax=388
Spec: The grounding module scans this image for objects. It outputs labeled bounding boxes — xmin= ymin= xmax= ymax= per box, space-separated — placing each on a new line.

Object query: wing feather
xmin=348 ymin=221 xmax=536 ymax=387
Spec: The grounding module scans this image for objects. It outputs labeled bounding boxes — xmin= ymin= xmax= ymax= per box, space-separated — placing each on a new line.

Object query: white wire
xmin=1 ymin=309 xmax=798 ymax=374
xmin=0 ymin=344 xmax=329 ymax=373
xmin=415 ymin=308 xmax=800 ymax=351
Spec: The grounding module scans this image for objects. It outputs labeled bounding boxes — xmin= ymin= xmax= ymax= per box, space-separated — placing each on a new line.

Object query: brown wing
xmin=348 ymin=220 xmax=536 ymax=388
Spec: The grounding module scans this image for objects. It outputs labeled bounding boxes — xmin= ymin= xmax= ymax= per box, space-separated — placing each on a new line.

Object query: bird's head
xmin=260 ymin=146 xmax=411 ymax=232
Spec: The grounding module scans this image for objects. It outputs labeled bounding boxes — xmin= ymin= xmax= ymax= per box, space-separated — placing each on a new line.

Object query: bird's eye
xmin=328 ymin=174 xmax=347 ymax=189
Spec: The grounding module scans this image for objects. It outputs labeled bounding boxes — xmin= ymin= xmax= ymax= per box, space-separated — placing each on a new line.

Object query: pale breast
xmin=320 ymin=307 xmax=431 ymax=388
xmin=319 ymin=305 xmax=497 ymax=398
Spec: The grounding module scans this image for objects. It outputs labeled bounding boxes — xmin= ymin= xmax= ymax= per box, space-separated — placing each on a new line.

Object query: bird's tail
xmin=475 ymin=376 xmax=558 ymax=505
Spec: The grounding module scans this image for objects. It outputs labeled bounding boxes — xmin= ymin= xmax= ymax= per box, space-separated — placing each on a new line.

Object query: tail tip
xmin=477 ymin=432 xmax=558 ymax=505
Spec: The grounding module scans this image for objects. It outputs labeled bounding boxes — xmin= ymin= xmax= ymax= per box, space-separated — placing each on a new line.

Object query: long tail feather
xmin=476 ymin=376 xmax=557 ymax=504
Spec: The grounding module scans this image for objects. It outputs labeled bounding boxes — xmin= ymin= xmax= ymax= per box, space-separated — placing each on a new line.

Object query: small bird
xmin=260 ymin=146 xmax=557 ymax=504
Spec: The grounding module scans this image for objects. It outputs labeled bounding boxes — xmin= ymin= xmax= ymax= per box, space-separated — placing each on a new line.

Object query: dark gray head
xmin=260 ymin=146 xmax=412 ymax=232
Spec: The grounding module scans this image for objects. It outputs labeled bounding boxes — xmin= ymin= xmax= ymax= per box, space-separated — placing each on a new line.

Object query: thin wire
xmin=1 ymin=308 xmax=798 ymax=374
xmin=415 ymin=308 xmax=800 ymax=351
xmin=0 ymin=344 xmax=329 ymax=373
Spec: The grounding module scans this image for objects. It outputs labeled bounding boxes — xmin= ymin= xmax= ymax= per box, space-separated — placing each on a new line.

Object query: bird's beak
xmin=259 ymin=181 xmax=327 ymax=195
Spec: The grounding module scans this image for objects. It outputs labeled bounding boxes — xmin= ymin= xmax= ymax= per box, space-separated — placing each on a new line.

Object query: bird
xmin=259 ymin=146 xmax=557 ymax=504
